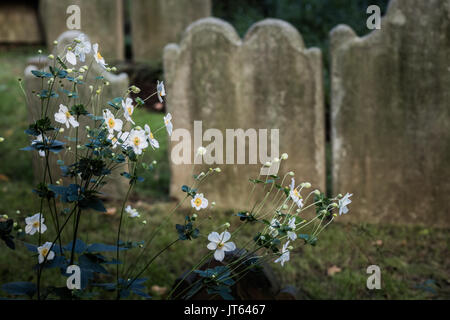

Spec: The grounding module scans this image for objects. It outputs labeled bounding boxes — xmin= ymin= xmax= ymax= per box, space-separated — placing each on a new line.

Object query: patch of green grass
xmin=131 ymin=109 xmax=170 ymax=201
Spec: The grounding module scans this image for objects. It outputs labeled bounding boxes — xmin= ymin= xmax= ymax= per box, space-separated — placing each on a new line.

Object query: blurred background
xmin=0 ymin=0 xmax=448 ymax=299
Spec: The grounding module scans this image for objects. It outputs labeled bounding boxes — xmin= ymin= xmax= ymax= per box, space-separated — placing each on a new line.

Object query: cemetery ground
xmin=0 ymin=47 xmax=448 ymax=300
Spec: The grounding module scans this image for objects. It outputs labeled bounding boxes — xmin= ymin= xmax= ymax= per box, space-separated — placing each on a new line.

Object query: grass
xmin=0 ymin=47 xmax=448 ymax=300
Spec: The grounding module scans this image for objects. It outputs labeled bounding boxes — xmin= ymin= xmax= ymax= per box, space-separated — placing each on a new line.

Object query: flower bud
xmin=288 ymin=246 xmax=294 ymax=251
xmin=332 ymin=203 xmax=339 ymax=208
xmin=53 ymin=40 xmax=58 ymax=45
xmin=139 ymin=244 xmax=144 ymax=248
xmin=320 ymin=210 xmax=327 ymax=215
xmin=16 ymin=210 xmax=20 ymax=214
xmin=192 ymin=213 xmax=198 ymax=219
xmin=301 ymin=182 xmax=311 ymax=188
xmin=111 ymin=67 xmax=117 ymax=72
xmin=142 ymin=220 xmax=147 ymax=225
xmin=224 ymin=222 xmax=231 ymax=229
xmin=260 ymin=236 xmax=265 ymax=241
xmin=106 ymin=67 xmax=111 ymax=72
xmin=273 ymin=157 xmax=280 ymax=163
xmin=3 ymin=214 xmax=8 ymax=219
xmin=314 ymin=189 xmax=321 ymax=196
xmin=338 ymin=194 xmax=343 ymax=198
xmin=264 ymin=161 xmax=272 ymax=167
xmin=18 ymin=229 xmax=22 ymax=233
xmin=0 ymin=137 xmax=4 ymax=143
xmin=74 ymin=38 xmax=81 ymax=43
xmin=281 ymin=153 xmax=288 ymax=160
xmin=214 ymin=168 xmax=221 ymax=173
xmin=79 ymin=67 xmax=85 ymax=73
xmin=96 ymin=89 xmax=101 ymax=95
xmin=105 ymin=81 xmax=110 ymax=86
xmin=288 ymin=171 xmax=294 ymax=176
xmin=89 ymin=85 xmax=94 ymax=92
xmin=211 ymin=201 xmax=216 ymax=207
xmin=48 ymin=54 xmax=55 ymax=60
xmin=38 ymin=49 xmax=42 ymax=54
xmin=131 ymin=85 xmax=141 ymax=94
xmin=152 ymin=160 xmax=157 ymax=165
xmin=67 ymin=47 xmax=72 ymax=51
xmin=13 ymin=222 xmax=18 ymax=228
xmin=66 ymin=69 xmax=73 ymax=73
xmin=282 ymin=204 xmax=288 ymax=210
xmin=333 ymin=213 xmax=337 ymax=217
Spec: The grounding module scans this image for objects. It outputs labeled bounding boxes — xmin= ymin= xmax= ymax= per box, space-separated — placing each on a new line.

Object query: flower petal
xmin=220 ymin=231 xmax=231 ymax=243
xmin=214 ymin=248 xmax=225 ymax=262
xmin=208 ymin=232 xmax=220 ymax=243
xmin=207 ymin=242 xmax=217 ymax=250
xmin=223 ymin=241 xmax=236 ymax=252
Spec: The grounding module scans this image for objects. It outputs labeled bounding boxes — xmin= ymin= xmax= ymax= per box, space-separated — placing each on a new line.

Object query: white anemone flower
xmin=127 ymin=128 xmax=148 ymax=155
xmin=93 ymin=43 xmax=107 ymax=69
xmin=287 ymin=217 xmax=297 ymax=241
xmin=191 ymin=193 xmax=208 ymax=211
xmin=274 ymin=241 xmax=290 ymax=267
xmin=144 ymin=124 xmax=159 ymax=149
xmin=107 ymin=131 xmax=127 ymax=149
xmin=37 ymin=242 xmax=55 ymax=264
xmin=74 ymin=34 xmax=91 ymax=62
xmin=25 ymin=213 xmax=47 ymax=235
xmin=338 ymin=193 xmax=353 ymax=215
xmin=66 ymin=50 xmax=77 ymax=66
xmin=207 ymin=231 xmax=236 ymax=262
xmin=157 ymin=80 xmax=166 ymax=103
xmin=164 ymin=113 xmax=173 ymax=136
xmin=125 ymin=205 xmax=140 ymax=218
xmin=269 ymin=218 xmax=280 ymax=237
xmin=54 ymin=104 xmax=79 ymax=129
xmin=122 ymin=98 xmax=135 ymax=125
xmin=31 ymin=134 xmax=46 ymax=157
xmin=103 ymin=109 xmax=123 ymax=133
xmin=289 ymin=178 xmax=304 ymax=208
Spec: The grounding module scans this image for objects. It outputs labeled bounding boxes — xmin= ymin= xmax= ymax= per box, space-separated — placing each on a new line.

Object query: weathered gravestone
xmin=25 ymin=31 xmax=129 ymax=199
xmin=131 ymin=0 xmax=211 ymax=63
xmin=330 ymin=0 xmax=450 ymax=226
xmin=164 ymin=18 xmax=325 ymax=211
xmin=0 ymin=3 xmax=43 ymax=43
xmin=39 ymin=0 xmax=124 ymax=60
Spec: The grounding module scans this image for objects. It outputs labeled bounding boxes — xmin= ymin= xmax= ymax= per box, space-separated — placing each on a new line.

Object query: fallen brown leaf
xmin=0 ymin=174 xmax=10 ymax=182
xmin=151 ymin=285 xmax=167 ymax=295
xmin=105 ymin=207 xmax=117 ymax=215
xmin=327 ymin=265 xmax=342 ymax=276
xmin=372 ymin=239 xmax=383 ymax=246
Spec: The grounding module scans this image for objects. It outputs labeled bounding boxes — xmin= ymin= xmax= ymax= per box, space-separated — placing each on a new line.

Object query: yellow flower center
xmin=194 ymin=198 xmax=202 ymax=207
xmin=165 ymin=119 xmax=169 ymax=125
xmin=32 ymin=221 xmax=40 ymax=228
xmin=217 ymin=242 xmax=224 ymax=249
xmin=133 ymin=136 xmax=140 ymax=146
xmin=97 ymin=51 xmax=103 ymax=61
xmin=127 ymin=107 xmax=132 ymax=115
xmin=41 ymin=248 xmax=49 ymax=257
xmin=108 ymin=118 xmax=115 ymax=128
xmin=112 ymin=137 xmax=117 ymax=143
xmin=150 ymin=132 xmax=154 ymax=139
xmin=293 ymin=190 xmax=301 ymax=198
xmin=65 ymin=111 xmax=72 ymax=118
